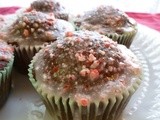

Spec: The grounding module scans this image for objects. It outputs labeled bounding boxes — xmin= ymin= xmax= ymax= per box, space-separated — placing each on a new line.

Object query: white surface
xmin=0 ymin=69 xmax=42 ymax=120
xmin=0 ymin=24 xmax=160 ymax=120
xmin=0 ymin=0 xmax=160 ymax=13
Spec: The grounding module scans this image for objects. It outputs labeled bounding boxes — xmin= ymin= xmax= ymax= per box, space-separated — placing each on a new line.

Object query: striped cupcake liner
xmin=28 ymin=60 xmax=141 ymax=120
xmin=106 ymin=29 xmax=137 ymax=48
xmin=13 ymin=45 xmax=42 ymax=74
xmin=0 ymin=57 xmax=14 ymax=108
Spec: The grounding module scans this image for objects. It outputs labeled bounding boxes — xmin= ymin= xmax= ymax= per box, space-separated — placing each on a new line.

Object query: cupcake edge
xmin=28 ymin=59 xmax=142 ymax=120
xmin=0 ymin=57 xmax=14 ymax=108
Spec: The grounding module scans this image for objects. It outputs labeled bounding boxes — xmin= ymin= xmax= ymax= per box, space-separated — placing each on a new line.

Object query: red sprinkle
xmin=80 ymin=98 xmax=89 ymax=106
xmin=23 ymin=29 xmax=29 ymax=37
xmin=63 ymin=84 xmax=71 ymax=93
xmin=25 ymin=7 xmax=33 ymax=12
xmin=105 ymin=42 xmax=110 ymax=48
xmin=89 ymin=69 xmax=99 ymax=80
xmin=47 ymin=17 xmax=55 ymax=25
xmin=44 ymin=48 xmax=49 ymax=53
xmin=75 ymin=37 xmax=81 ymax=43
xmin=65 ymin=31 xmax=73 ymax=37
xmin=53 ymin=66 xmax=59 ymax=72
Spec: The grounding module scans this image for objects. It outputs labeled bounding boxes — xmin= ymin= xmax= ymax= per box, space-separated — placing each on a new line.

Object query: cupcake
xmin=74 ymin=5 xmax=137 ymax=48
xmin=0 ymin=15 xmax=17 ymax=39
xmin=0 ymin=15 xmax=5 ymax=39
xmin=0 ymin=40 xmax=14 ymax=108
xmin=0 ymin=15 xmax=4 ymax=28
xmin=23 ymin=0 xmax=69 ymax=21
xmin=28 ymin=31 xmax=142 ymax=120
xmin=4 ymin=11 xmax=74 ymax=74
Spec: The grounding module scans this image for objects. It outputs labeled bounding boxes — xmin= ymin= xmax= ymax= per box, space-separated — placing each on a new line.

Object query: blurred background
xmin=0 ymin=0 xmax=160 ymax=13
xmin=0 ymin=0 xmax=160 ymax=31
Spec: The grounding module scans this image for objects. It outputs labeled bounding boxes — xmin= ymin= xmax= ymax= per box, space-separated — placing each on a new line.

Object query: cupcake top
xmin=33 ymin=31 xmax=141 ymax=105
xmin=0 ymin=40 xmax=14 ymax=70
xmin=0 ymin=15 xmax=4 ymax=27
xmin=0 ymin=16 xmax=5 ymax=39
xmin=5 ymin=11 xmax=74 ymax=46
xmin=30 ymin=0 xmax=69 ymax=21
xmin=74 ymin=5 xmax=137 ymax=35
xmin=0 ymin=15 xmax=9 ymax=38
xmin=0 ymin=15 xmax=17 ymax=35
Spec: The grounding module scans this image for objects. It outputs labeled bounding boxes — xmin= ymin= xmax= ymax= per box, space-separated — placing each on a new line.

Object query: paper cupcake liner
xmin=106 ymin=29 xmax=137 ymax=48
xmin=14 ymin=45 xmax=42 ymax=74
xmin=28 ymin=61 xmax=141 ymax=120
xmin=0 ymin=57 xmax=14 ymax=108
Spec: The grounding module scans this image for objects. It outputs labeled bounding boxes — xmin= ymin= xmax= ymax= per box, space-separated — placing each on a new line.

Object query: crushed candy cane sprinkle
xmin=10 ymin=11 xmax=56 ymax=41
xmin=30 ymin=0 xmax=69 ymax=20
xmin=31 ymin=0 xmax=55 ymax=12
xmin=75 ymin=5 xmax=136 ymax=34
xmin=34 ymin=31 xmax=141 ymax=97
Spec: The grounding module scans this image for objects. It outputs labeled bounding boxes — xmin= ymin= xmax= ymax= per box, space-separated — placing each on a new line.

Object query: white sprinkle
xmin=79 ymin=68 xmax=90 ymax=77
xmin=98 ymin=50 xmax=105 ymax=55
xmin=50 ymin=53 xmax=54 ymax=58
xmin=89 ymin=42 xmax=93 ymax=46
xmin=108 ymin=57 xmax=114 ymax=65
xmin=62 ymin=63 xmax=67 ymax=68
xmin=108 ymin=66 xmax=113 ymax=72
xmin=57 ymin=43 xmax=63 ymax=48
xmin=89 ymin=49 xmax=94 ymax=53
xmin=43 ymin=74 xmax=48 ymax=79
xmin=90 ymin=60 xmax=99 ymax=68
xmin=35 ymin=66 xmax=40 ymax=70
xmin=82 ymin=65 xmax=86 ymax=69
xmin=75 ymin=81 xmax=78 ymax=85
xmin=119 ymin=62 xmax=125 ymax=67
xmin=22 ymin=22 xmax=26 ymax=27
xmin=66 ymin=74 xmax=76 ymax=80
xmin=75 ymin=53 xmax=86 ymax=61
xmin=88 ymin=54 xmax=96 ymax=62
xmin=31 ymin=28 xmax=35 ymax=33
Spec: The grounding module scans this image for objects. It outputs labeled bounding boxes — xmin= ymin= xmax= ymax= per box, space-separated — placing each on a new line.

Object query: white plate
xmin=0 ymin=24 xmax=160 ymax=120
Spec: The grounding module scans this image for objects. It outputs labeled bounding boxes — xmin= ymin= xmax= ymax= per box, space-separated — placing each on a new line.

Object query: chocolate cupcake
xmin=4 ymin=11 xmax=74 ymax=74
xmin=0 ymin=40 xmax=14 ymax=108
xmin=29 ymin=0 xmax=69 ymax=21
xmin=29 ymin=31 xmax=142 ymax=120
xmin=74 ymin=5 xmax=137 ymax=48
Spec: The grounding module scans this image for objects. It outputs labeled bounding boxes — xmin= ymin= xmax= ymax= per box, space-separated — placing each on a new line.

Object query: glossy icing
xmin=33 ymin=31 xmax=142 ymax=104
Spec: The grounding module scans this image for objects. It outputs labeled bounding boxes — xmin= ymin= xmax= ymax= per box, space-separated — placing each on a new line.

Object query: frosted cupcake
xmin=21 ymin=0 xmax=69 ymax=21
xmin=29 ymin=31 xmax=142 ymax=120
xmin=5 ymin=11 xmax=74 ymax=73
xmin=0 ymin=15 xmax=17 ymax=39
xmin=0 ymin=15 xmax=5 ymax=39
xmin=74 ymin=5 xmax=137 ymax=48
xmin=0 ymin=15 xmax=4 ymax=29
xmin=0 ymin=40 xmax=14 ymax=108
